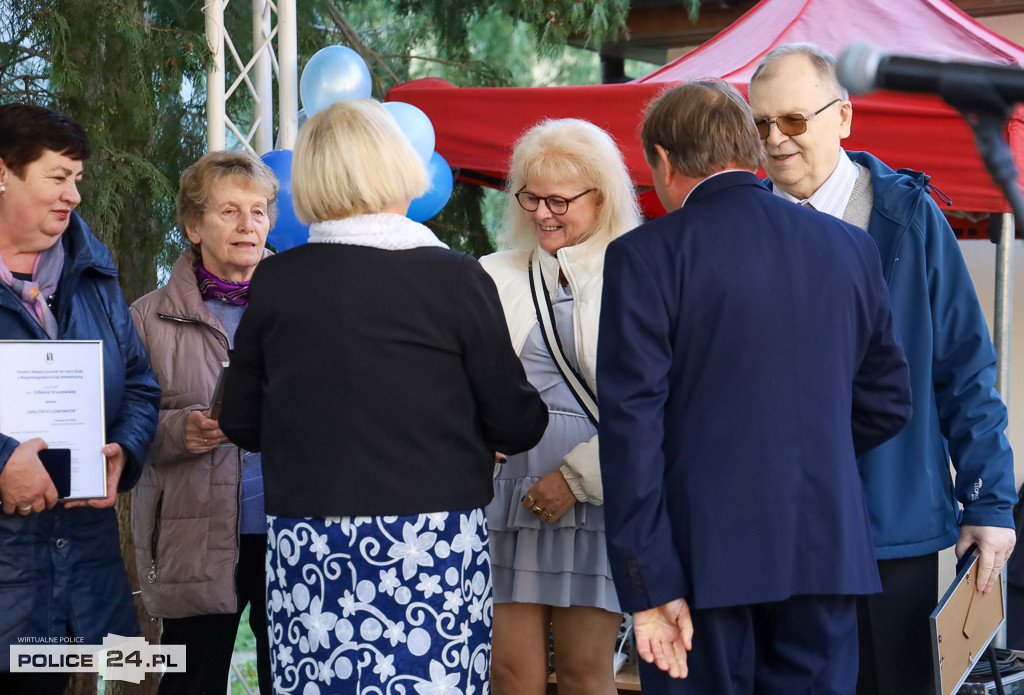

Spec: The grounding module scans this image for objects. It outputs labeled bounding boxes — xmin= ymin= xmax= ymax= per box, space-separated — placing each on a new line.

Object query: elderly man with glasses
xmin=749 ymin=42 xmax=1017 ymax=695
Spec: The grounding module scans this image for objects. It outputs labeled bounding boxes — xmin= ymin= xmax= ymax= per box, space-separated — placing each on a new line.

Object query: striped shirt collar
xmin=772 ymin=149 xmax=858 ymax=216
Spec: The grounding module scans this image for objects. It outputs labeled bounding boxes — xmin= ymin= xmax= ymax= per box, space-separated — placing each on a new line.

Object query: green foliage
xmin=229 ymin=605 xmax=259 ymax=695
xmin=0 ymin=0 xmax=666 ymax=280
xmin=0 ymin=0 xmax=209 ymax=301
xmin=266 ymin=1 xmax=628 ymax=254
xmin=393 ymin=0 xmax=632 ymax=58
xmin=425 ymin=182 xmax=496 ymax=257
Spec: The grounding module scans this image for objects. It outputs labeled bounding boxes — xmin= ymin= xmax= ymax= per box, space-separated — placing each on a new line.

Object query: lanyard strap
xmin=528 ymin=251 xmax=599 ymax=426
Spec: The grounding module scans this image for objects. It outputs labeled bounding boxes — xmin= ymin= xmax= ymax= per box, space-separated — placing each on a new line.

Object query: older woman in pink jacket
xmin=129 ymin=151 xmax=277 ymax=695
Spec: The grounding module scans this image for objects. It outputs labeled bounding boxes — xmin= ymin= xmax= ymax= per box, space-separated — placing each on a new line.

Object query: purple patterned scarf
xmin=0 ymin=242 xmax=65 ymax=338
xmin=196 ymin=261 xmax=250 ymax=306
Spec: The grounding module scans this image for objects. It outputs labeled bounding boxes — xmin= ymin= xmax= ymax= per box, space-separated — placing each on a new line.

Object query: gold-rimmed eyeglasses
xmin=754 ymin=98 xmax=842 ymax=140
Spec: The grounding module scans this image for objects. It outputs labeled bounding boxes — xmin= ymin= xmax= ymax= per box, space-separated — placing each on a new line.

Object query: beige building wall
xmin=960 ymin=238 xmax=1022 ymax=488
xmin=976 ymin=14 xmax=1024 ymax=49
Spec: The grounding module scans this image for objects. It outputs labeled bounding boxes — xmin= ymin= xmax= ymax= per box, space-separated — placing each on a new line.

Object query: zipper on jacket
xmin=157 ymin=312 xmax=230 ymax=351
xmin=147 ymin=491 xmax=164 ymax=584
xmin=232 ymin=446 xmax=244 ymax=609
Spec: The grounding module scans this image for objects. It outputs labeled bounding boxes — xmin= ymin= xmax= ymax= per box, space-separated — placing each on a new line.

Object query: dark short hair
xmin=641 ymin=78 xmax=763 ymax=178
xmin=0 ymin=103 xmax=91 ymax=177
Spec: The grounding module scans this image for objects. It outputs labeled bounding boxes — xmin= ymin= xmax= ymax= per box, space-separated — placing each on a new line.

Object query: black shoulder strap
xmin=528 ymin=251 xmax=599 ymax=426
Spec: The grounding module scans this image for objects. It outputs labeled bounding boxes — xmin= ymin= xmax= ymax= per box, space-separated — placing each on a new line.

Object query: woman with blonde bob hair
xmin=480 ymin=118 xmax=641 ymax=695
xmin=292 ymin=98 xmax=428 ymax=222
xmin=220 ymin=99 xmax=548 ymax=695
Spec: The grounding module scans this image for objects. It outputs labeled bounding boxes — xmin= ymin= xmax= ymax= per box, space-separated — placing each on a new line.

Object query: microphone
xmin=837 ymin=42 xmax=1024 ymax=103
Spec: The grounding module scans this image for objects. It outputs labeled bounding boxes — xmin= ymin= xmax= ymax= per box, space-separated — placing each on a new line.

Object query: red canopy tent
xmin=388 ymin=0 xmax=1024 ymax=218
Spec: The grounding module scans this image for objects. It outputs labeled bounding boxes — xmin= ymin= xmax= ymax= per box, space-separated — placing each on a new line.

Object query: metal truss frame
xmin=204 ymin=0 xmax=298 ymax=155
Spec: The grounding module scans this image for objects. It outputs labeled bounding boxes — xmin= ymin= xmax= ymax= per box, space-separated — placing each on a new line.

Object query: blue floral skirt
xmin=266 ymin=509 xmax=492 ymax=695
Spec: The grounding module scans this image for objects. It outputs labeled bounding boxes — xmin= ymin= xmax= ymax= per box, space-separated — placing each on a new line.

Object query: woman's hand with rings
xmin=523 ymin=493 xmax=548 ymax=518
xmin=521 ymin=471 xmax=575 ymax=524
xmin=0 ymin=438 xmax=59 ymax=516
xmin=185 ymin=409 xmax=228 ymax=454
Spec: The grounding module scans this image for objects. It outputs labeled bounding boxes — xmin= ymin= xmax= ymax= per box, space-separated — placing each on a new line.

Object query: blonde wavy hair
xmin=500 ymin=118 xmax=641 ymax=250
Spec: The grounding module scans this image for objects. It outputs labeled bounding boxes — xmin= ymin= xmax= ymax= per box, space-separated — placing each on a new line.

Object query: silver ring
xmin=20 ymin=505 xmax=32 ymax=512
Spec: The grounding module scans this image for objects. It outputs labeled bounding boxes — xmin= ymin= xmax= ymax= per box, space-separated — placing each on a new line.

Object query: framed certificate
xmin=0 ymin=340 xmax=107 ymax=500
xmin=930 ymin=549 xmax=1005 ymax=695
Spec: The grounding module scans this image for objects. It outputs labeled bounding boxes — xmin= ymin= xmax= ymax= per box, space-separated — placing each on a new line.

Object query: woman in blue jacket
xmin=0 ymin=103 xmax=160 ymax=694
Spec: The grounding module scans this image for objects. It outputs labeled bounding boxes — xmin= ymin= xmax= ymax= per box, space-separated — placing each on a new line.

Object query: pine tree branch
xmin=377 ymin=54 xmax=466 ymax=69
xmin=11 ymin=44 xmax=51 ymax=62
xmin=324 ymin=2 xmax=400 ymax=89
xmin=0 ymin=75 xmax=50 ymax=98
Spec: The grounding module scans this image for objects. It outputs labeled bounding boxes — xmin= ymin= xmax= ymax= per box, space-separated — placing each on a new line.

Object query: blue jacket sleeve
xmin=597 ymin=239 xmax=689 ymax=612
xmin=924 ymin=200 xmax=1015 ymax=528
xmin=0 ymin=434 xmax=17 ymax=477
xmin=851 ymin=236 xmax=912 ymax=457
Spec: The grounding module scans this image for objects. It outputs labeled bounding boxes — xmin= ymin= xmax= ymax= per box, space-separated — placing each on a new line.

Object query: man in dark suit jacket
xmin=597 ymin=79 xmax=913 ymax=695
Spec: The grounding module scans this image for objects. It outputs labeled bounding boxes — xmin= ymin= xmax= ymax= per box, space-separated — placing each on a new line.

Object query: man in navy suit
xmin=597 ymin=79 xmax=913 ymax=695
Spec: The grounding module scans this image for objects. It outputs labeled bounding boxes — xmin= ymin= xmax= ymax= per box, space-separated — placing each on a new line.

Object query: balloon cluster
xmin=265 ymin=46 xmax=455 ymax=252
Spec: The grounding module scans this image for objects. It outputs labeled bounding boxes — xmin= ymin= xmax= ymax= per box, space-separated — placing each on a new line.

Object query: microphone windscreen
xmin=837 ymin=42 xmax=884 ymax=96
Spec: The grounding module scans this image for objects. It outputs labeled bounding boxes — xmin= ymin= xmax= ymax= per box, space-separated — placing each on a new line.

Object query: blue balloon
xmin=407 ymin=152 xmax=454 ymax=223
xmin=300 ymin=45 xmax=372 ymax=114
xmin=383 ymin=101 xmax=435 ymax=165
xmin=260 ymin=149 xmax=309 ymax=252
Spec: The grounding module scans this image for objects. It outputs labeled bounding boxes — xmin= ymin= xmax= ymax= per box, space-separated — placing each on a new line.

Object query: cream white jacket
xmin=480 ymin=231 xmax=610 ymax=504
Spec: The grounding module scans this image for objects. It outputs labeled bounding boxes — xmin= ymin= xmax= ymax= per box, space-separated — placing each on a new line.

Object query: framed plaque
xmin=930 ymin=549 xmax=1005 ymax=695
xmin=0 ymin=340 xmax=107 ymax=500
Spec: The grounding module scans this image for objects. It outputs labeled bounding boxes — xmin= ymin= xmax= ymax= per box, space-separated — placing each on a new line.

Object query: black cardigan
xmin=220 ymin=243 xmax=548 ymax=518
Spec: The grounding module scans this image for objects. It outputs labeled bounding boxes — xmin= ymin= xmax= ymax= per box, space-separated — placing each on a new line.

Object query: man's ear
xmin=838 ymin=100 xmax=853 ymax=140
xmin=654 ymin=144 xmax=675 ymax=184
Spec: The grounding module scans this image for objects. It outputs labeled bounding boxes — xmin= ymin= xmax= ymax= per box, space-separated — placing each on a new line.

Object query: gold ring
xmin=203 ymin=438 xmax=207 ymax=446
xmin=524 ymin=494 xmax=536 ymax=505
xmin=531 ymin=505 xmax=543 ymax=514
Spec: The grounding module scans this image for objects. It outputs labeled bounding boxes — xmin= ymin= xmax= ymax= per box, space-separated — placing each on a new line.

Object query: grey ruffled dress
xmin=487 ymin=283 xmax=620 ymax=612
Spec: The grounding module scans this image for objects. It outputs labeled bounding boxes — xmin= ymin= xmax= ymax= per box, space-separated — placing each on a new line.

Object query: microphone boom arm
xmin=940 ymin=75 xmax=1024 ymax=233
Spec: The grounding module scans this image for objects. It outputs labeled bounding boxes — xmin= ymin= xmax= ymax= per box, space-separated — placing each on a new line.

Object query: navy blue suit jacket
xmin=597 ymin=171 xmax=912 ymax=612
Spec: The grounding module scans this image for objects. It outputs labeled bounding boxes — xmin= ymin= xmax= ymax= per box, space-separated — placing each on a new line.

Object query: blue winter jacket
xmin=847 ymin=151 xmax=1015 ymax=559
xmin=0 ymin=214 xmax=160 ymax=668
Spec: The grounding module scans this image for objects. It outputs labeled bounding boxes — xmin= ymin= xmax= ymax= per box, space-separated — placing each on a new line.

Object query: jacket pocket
xmin=146 ymin=491 xmax=163 ymax=584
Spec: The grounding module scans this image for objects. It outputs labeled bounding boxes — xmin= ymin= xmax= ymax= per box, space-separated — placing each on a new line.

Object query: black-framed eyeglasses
xmin=754 ymin=98 xmax=842 ymax=140
xmin=515 ymin=188 xmax=595 ymax=215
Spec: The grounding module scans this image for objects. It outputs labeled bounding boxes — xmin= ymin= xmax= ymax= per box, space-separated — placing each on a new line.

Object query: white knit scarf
xmin=307 ymin=213 xmax=449 ymax=251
